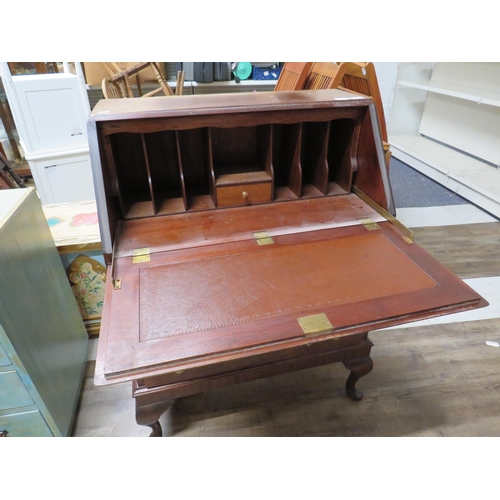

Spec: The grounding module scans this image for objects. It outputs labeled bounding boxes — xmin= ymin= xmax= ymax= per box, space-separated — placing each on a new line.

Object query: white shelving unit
xmin=389 ymin=62 xmax=500 ymax=218
xmin=396 ymin=79 xmax=500 ymax=106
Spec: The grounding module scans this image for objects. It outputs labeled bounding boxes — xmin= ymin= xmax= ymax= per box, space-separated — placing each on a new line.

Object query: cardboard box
xmin=82 ymin=63 xmax=165 ymax=86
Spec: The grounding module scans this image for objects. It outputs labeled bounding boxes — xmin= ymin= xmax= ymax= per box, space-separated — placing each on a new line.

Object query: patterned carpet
xmin=389 ymin=157 xmax=469 ymax=208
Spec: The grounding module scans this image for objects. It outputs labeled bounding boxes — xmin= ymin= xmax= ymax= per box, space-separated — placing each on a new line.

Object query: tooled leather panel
xmin=139 ymin=233 xmax=436 ymax=341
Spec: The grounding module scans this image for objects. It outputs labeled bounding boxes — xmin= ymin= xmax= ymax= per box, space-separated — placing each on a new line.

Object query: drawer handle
xmin=0 ymin=430 xmax=8 ymax=437
xmin=242 ymin=191 xmax=249 ymax=199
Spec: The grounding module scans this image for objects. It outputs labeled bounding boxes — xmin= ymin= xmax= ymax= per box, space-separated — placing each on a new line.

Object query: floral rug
xmin=66 ymin=254 xmax=106 ymax=319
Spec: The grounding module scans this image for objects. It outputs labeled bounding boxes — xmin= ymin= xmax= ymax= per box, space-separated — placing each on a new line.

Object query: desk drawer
xmin=216 ymin=182 xmax=272 ymax=208
xmin=0 ymin=410 xmax=53 ymax=437
xmin=0 ymin=371 xmax=34 ymax=411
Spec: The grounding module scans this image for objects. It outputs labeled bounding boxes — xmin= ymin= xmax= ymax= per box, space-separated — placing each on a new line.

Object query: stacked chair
xmin=101 ymin=63 xmax=184 ymax=99
xmin=274 ymin=61 xmax=391 ymax=170
xmin=302 ymin=62 xmax=340 ymax=90
xmin=274 ymin=62 xmax=313 ymax=91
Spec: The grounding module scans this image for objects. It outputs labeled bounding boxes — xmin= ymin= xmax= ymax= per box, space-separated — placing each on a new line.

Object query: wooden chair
xmin=174 ymin=70 xmax=185 ymax=96
xmin=333 ymin=62 xmax=391 ymax=170
xmin=302 ymin=62 xmax=340 ymax=90
xmin=102 ymin=78 xmax=128 ymax=99
xmin=274 ymin=62 xmax=313 ymax=91
xmin=0 ymin=96 xmax=23 ymax=161
xmin=0 ymin=151 xmax=26 ymax=188
xmin=0 ymin=165 xmax=15 ymax=189
xmin=102 ymin=62 xmax=174 ymax=99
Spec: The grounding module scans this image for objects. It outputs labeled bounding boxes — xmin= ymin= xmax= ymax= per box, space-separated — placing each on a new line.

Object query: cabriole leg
xmin=343 ymin=356 xmax=373 ymax=401
xmin=135 ymin=400 xmax=172 ymax=437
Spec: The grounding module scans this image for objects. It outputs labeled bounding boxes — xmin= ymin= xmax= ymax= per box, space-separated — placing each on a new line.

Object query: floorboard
xmin=412 ymin=222 xmax=500 ymax=279
xmin=73 ymin=317 xmax=500 ymax=437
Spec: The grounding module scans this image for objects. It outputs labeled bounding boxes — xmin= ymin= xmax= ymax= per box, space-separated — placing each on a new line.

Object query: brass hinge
xmin=253 ymin=231 xmax=274 ymax=245
xmin=359 ymin=217 xmax=381 ymax=230
xmin=113 ymin=279 xmax=122 ymax=290
xmin=132 ymin=247 xmax=151 ymax=263
xmin=353 ymin=186 xmax=414 ymax=244
xmin=298 ymin=313 xmax=333 ymax=337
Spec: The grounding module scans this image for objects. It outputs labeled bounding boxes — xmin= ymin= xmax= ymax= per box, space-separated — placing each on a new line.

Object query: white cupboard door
xmin=44 ymin=157 xmax=95 ymax=203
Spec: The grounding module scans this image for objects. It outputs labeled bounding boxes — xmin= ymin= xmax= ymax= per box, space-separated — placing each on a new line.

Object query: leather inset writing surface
xmin=139 ymin=233 xmax=437 ymax=341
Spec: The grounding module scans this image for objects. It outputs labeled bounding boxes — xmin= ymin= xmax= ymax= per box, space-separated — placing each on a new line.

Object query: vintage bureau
xmin=89 ymin=89 xmax=487 ymax=436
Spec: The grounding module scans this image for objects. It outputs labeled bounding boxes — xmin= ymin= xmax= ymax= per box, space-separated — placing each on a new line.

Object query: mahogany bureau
xmin=88 ymin=89 xmax=487 ymax=436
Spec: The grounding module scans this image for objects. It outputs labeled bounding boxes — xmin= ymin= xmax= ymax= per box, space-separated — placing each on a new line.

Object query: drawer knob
xmin=242 ymin=191 xmax=249 ymax=199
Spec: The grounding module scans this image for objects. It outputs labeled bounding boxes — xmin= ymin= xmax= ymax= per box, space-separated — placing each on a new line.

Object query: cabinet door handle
xmin=0 ymin=430 xmax=8 ymax=437
xmin=45 ymin=165 xmax=57 ymax=169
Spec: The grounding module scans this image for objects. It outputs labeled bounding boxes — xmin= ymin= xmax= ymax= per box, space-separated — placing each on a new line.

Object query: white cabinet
xmin=9 ymin=73 xmax=89 ymax=155
xmin=0 ymin=63 xmax=95 ymax=204
xmin=389 ymin=62 xmax=500 ymax=218
xmin=28 ymin=151 xmax=95 ymax=204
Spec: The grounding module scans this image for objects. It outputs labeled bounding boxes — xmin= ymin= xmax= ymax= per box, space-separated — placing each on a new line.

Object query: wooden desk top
xmin=94 ymin=196 xmax=487 ymax=386
xmin=90 ymin=89 xmax=366 ymax=122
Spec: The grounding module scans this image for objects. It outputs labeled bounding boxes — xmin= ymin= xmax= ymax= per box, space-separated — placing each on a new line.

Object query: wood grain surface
xmin=97 ymin=218 xmax=485 ymax=384
xmin=412 ymin=222 xmax=500 ymax=279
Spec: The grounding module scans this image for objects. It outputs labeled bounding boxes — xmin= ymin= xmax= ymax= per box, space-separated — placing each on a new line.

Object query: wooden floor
xmin=72 ymin=219 xmax=500 ymax=437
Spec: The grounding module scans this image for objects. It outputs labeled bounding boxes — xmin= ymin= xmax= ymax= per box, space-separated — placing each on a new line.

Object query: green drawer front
xmin=0 ymin=371 xmax=34 ymax=410
xmin=0 ymin=410 xmax=53 ymax=437
xmin=0 ymin=343 xmax=12 ymax=367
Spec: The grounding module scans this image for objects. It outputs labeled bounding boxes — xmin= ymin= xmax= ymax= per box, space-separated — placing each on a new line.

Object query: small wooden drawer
xmin=215 ymin=171 xmax=272 ymax=208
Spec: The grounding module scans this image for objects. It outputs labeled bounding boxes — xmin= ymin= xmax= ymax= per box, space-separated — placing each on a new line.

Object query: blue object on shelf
xmin=253 ymin=66 xmax=282 ymax=80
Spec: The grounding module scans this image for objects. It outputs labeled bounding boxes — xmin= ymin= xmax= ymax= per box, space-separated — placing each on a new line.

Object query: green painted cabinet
xmin=0 ymin=189 xmax=88 ymax=437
